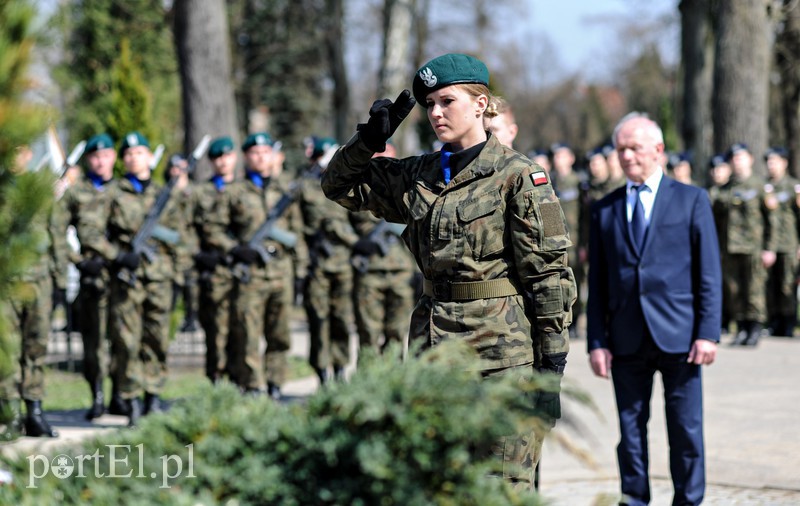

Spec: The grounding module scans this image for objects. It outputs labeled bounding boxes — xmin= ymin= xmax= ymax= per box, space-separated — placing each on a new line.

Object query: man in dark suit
xmin=587 ymin=113 xmax=721 ymax=506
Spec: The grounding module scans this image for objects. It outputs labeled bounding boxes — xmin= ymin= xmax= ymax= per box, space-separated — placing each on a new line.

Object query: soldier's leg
xmin=140 ymin=279 xmax=172 ymax=413
xmin=197 ymin=278 xmax=218 ymax=381
xmin=727 ymin=255 xmax=748 ymax=344
xmin=0 ymin=299 xmax=23 ymax=439
xmin=263 ymin=269 xmax=292 ymax=398
xmin=20 ymin=276 xmax=58 ymax=437
xmin=743 ymin=254 xmax=768 ymax=345
xmin=329 ymin=270 xmax=354 ymax=378
xmin=383 ymin=270 xmax=414 ymax=354
xmin=235 ymin=276 xmax=269 ymax=392
xmin=78 ymin=282 xmax=109 ymax=419
xmin=353 ymin=271 xmax=385 ymax=356
xmin=306 ymin=268 xmax=332 ymax=382
xmin=777 ymin=253 xmax=798 ymax=336
xmin=109 ymin=279 xmax=146 ymax=424
xmin=179 ymin=269 xmax=199 ymax=332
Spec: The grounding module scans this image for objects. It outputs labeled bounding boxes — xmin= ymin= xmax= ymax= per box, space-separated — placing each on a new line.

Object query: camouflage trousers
xmin=724 ymin=253 xmax=768 ymax=322
xmin=198 ymin=267 xmax=235 ymax=382
xmin=766 ymin=252 xmax=798 ymax=319
xmin=305 ymin=268 xmax=353 ymax=371
xmin=75 ymin=275 xmax=109 ymax=386
xmin=231 ymin=265 xmax=293 ymax=390
xmin=483 ymin=364 xmax=547 ymax=490
xmin=0 ymin=276 xmax=51 ymax=401
xmin=108 ymin=277 xmax=171 ymax=399
xmin=353 ymin=269 xmax=414 ymax=356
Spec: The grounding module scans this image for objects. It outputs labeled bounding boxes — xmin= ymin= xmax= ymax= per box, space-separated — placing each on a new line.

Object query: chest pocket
xmin=405 ymin=186 xmax=435 ymax=222
xmin=457 ymin=196 xmax=504 ymax=259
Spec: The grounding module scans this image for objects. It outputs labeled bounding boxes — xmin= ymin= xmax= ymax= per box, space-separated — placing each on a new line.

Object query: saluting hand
xmin=357 ymin=90 xmax=416 ymax=152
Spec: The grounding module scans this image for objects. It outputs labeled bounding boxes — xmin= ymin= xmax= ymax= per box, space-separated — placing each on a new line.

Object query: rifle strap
xmin=422 ymin=277 xmax=520 ymax=302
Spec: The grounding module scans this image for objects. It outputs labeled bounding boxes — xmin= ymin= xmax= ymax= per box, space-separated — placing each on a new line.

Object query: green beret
xmin=412 ymin=53 xmax=489 ymax=106
xmin=85 ymin=133 xmax=115 ymax=154
xmin=208 ymin=136 xmax=235 ymax=159
xmin=119 ymin=131 xmax=150 ymax=155
xmin=306 ymin=136 xmax=337 ymax=159
xmin=242 ymin=132 xmax=273 ymax=152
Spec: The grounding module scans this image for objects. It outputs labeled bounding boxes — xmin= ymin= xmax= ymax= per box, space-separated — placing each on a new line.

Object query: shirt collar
xmin=627 ymin=167 xmax=664 ymax=194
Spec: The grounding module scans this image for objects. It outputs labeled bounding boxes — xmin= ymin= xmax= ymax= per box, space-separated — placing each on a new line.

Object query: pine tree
xmin=0 ymin=0 xmax=54 ymax=388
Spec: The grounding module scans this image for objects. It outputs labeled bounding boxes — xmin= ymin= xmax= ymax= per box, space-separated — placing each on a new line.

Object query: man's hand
xmin=589 ymin=348 xmax=613 ymax=378
xmin=687 ymin=339 xmax=717 ymax=365
xmin=356 ymin=90 xmax=416 ymax=152
xmin=762 ymin=250 xmax=777 ymax=268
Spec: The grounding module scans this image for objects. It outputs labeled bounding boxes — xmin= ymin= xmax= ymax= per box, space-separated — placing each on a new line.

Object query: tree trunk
xmin=776 ymin=0 xmax=800 ymax=177
xmin=325 ymin=0 xmax=350 ymax=143
xmin=680 ymin=0 xmax=714 ymax=185
xmin=379 ymin=0 xmax=418 ymax=156
xmin=173 ymin=0 xmax=239 ymax=180
xmin=712 ymin=0 xmax=772 ymax=175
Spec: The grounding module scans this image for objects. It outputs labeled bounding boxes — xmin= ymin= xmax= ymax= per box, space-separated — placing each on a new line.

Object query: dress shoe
xmin=24 ymin=400 xmax=58 ymax=438
xmin=744 ymin=322 xmax=763 ymax=346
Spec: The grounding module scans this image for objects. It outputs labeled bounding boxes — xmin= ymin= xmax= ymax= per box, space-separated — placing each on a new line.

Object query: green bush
xmin=0 ymin=342 xmax=556 ymax=505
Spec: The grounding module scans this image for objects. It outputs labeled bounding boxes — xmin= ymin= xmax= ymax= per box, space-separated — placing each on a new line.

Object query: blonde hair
xmin=455 ymin=83 xmax=494 ymax=117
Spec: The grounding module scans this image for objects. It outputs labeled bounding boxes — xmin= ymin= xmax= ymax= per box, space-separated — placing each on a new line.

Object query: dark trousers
xmin=611 ymin=333 xmax=705 ymax=506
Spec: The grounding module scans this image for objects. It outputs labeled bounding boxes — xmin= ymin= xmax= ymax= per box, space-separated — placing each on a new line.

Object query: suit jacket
xmin=587 ymin=176 xmax=722 ymax=356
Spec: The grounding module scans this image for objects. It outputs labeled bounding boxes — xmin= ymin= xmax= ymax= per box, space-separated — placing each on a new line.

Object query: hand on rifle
xmin=115 ymin=252 xmax=141 ymax=271
xmin=230 ymin=245 xmax=259 ymax=265
xmin=193 ymin=251 xmax=222 ymax=271
xmin=76 ymin=257 xmax=105 ymax=276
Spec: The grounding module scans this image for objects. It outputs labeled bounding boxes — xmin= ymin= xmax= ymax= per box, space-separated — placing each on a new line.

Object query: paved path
xmin=4 ymin=325 xmax=800 ymax=504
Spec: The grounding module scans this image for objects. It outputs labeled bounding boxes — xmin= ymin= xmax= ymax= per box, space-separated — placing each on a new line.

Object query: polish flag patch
xmin=530 ymin=171 xmax=548 ymax=186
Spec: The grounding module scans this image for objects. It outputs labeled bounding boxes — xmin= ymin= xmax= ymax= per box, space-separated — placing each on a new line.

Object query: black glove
xmin=114 ymin=252 xmax=140 ymax=270
xmin=356 ymin=89 xmax=416 ymax=152
xmin=76 ymin=257 xmax=105 ymax=276
xmin=352 ymin=238 xmax=381 ymax=257
xmin=230 ymin=245 xmax=260 ymax=265
xmin=52 ymin=287 xmax=67 ymax=309
xmin=194 ymin=251 xmax=221 ymax=271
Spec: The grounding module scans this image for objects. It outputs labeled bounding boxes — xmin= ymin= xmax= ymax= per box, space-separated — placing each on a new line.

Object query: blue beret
xmin=412 ymin=53 xmax=489 ymax=106
xmin=726 ymin=142 xmax=750 ymax=160
xmin=764 ymin=146 xmax=788 ymax=160
xmin=242 ymin=132 xmax=273 ymax=151
xmin=709 ymin=154 xmax=728 ymax=169
xmin=549 ymin=142 xmax=572 ymax=156
xmin=208 ymin=136 xmax=235 ymax=159
xmin=119 ymin=131 xmax=150 ymax=155
xmin=85 ymin=133 xmax=115 ymax=154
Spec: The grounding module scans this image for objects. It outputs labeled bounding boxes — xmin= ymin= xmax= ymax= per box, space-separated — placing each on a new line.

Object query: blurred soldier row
xmin=3 ymin=128 xmax=420 ymax=434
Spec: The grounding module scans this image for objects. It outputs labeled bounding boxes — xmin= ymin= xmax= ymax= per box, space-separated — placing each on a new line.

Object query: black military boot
xmin=143 ymin=392 xmax=162 ymax=415
xmin=314 ymin=367 xmax=329 ymax=386
xmin=732 ymin=321 xmax=750 ymax=346
xmin=0 ymin=399 xmax=23 ymax=441
xmin=24 ymin=399 xmax=58 ymax=438
xmin=334 ymin=366 xmax=347 ymax=382
xmin=108 ymin=386 xmax=130 ymax=416
xmin=267 ymin=382 xmax=282 ymax=401
xmin=127 ymin=397 xmax=143 ymax=428
xmin=85 ymin=379 xmax=105 ymax=420
xmin=744 ymin=322 xmax=763 ymax=346
xmin=781 ymin=316 xmax=797 ymax=338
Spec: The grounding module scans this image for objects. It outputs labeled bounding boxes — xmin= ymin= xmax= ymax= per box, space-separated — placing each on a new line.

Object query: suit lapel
xmin=640 ymin=176 xmax=674 ymax=256
xmin=612 ymin=187 xmax=640 ymax=257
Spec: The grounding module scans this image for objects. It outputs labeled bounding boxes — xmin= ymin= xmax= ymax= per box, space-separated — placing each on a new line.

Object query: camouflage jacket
xmin=322 ymin=133 xmax=575 ymax=372
xmin=764 ymin=175 xmax=800 ymax=252
xmin=350 ymin=211 xmax=416 ymax=273
xmin=299 ymin=164 xmax=359 ymax=274
xmin=712 ymin=175 xmax=774 ymax=255
xmin=172 ymin=180 xmax=200 ymax=272
xmin=210 ymin=174 xmax=308 ymax=281
xmin=78 ymin=176 xmax=187 ymax=283
xmin=553 ymin=170 xmax=582 ymax=246
xmin=55 ymin=176 xmax=116 ymax=266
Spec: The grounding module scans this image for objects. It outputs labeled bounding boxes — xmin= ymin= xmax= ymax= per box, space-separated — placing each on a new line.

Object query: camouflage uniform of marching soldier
xmin=193 ymin=137 xmax=238 ymax=383
xmin=53 ymin=133 xmax=120 ymax=420
xmin=78 ymin=132 xmax=187 ymax=426
xmin=322 ymin=53 xmax=576 ymax=488
xmin=715 ymin=143 xmax=775 ymax=346
xmin=763 ymin=147 xmax=800 ymax=337
xmin=707 ymin=155 xmax=734 ymax=332
xmin=216 ymin=133 xmax=308 ymax=397
xmin=166 ymin=154 xmax=201 ymax=334
xmin=550 ymin=143 xmax=583 ymax=339
xmin=350 ymin=211 xmax=416 ymax=357
xmin=299 ymin=136 xmax=359 ymax=383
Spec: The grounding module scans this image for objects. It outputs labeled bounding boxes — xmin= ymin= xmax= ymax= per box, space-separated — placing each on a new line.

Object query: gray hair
xmin=612 ymin=112 xmax=664 ymax=147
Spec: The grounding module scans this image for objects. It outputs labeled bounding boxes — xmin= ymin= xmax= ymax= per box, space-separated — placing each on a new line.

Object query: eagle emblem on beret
xmin=419 ymin=67 xmax=437 ymax=87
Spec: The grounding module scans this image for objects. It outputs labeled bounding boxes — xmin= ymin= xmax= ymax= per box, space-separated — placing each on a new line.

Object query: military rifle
xmin=58 ymin=140 xmax=87 ymax=178
xmin=351 ymin=220 xmax=406 ymax=274
xmin=149 ymin=144 xmax=165 ymax=171
xmin=231 ymin=183 xmax=299 ymax=284
xmin=118 ymin=135 xmax=211 ymax=285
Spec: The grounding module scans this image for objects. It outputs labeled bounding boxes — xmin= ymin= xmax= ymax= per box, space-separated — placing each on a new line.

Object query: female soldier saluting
xmin=321 ymin=53 xmax=576 ymax=488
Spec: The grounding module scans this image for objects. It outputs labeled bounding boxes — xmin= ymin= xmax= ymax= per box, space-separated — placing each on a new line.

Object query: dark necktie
xmin=631 ymin=184 xmax=646 ymax=249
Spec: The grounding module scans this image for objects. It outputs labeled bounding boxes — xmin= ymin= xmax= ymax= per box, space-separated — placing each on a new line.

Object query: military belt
xmin=422 ymin=278 xmax=520 ymax=302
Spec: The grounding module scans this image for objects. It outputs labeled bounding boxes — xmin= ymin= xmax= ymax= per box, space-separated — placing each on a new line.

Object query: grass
xmin=44 ymin=356 xmax=316 ymax=411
